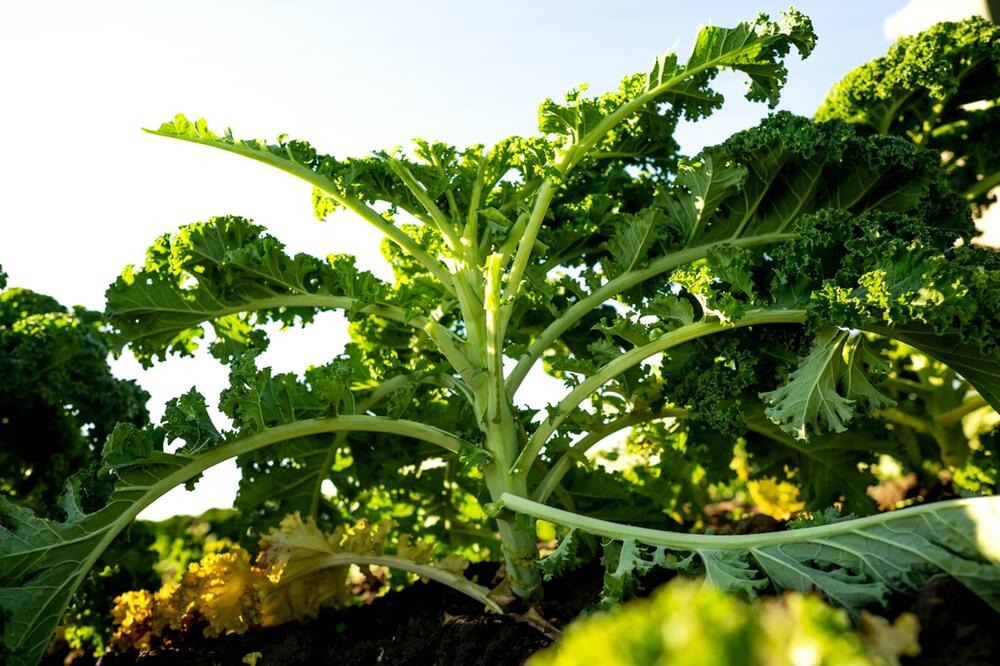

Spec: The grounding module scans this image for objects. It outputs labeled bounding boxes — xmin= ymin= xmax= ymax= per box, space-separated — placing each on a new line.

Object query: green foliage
xmin=529 ymin=577 xmax=883 ymax=666
xmin=537 ymin=9 xmax=814 ymax=163
xmin=958 ymin=428 xmax=1000 ymax=494
xmin=759 ymin=328 xmax=893 ymax=442
xmin=537 ymin=529 xmax=597 ymax=581
xmin=817 ymin=17 xmax=1000 ymax=214
xmin=3 ymin=11 xmax=1000 ymax=665
xmin=0 ymin=288 xmax=149 ymax=513
xmin=57 ymin=524 xmax=159 ymax=658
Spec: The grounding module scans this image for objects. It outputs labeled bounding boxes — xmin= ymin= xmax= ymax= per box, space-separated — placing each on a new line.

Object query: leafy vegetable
xmin=817 ymin=17 xmax=1000 ymax=214
xmin=2 ymin=10 xmax=999 ymax=665
xmin=0 ymin=372 xmax=467 ymax=663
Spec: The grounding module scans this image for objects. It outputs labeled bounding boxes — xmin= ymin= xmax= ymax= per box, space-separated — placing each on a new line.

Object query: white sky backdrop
xmin=1 ymin=1 xmax=991 ymax=519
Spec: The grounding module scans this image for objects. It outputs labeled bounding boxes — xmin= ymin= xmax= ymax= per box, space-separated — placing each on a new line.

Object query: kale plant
xmin=2 ymin=11 xmax=999 ymax=665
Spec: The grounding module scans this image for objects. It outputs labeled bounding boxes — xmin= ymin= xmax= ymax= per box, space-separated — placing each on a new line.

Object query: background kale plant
xmin=818 ymin=16 xmax=1000 ymax=215
xmin=0 ymin=269 xmax=156 ymax=658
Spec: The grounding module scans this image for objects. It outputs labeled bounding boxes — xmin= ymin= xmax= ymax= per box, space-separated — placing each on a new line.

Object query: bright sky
xmin=3 ymin=0 xmax=981 ymax=519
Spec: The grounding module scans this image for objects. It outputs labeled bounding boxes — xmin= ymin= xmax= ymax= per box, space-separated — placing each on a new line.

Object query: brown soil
xmin=898 ymin=577 xmax=999 ymax=666
xmin=43 ymin=565 xmax=995 ymax=666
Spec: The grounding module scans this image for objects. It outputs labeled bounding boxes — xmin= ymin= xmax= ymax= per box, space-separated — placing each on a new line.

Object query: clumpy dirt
xmin=897 ymin=577 xmax=998 ymax=666
xmin=709 ymin=512 xmax=785 ymax=535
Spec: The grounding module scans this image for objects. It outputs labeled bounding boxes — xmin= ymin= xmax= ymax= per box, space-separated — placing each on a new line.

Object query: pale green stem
xmin=512 ymin=309 xmax=807 ymax=478
xmin=501 ymin=180 xmax=555 ymax=316
xmin=275 ymin=553 xmax=501 ymax=613
xmin=451 ymin=273 xmax=488 ymax=370
xmin=386 ymin=159 xmax=462 ymax=249
xmin=480 ymin=255 xmax=541 ymax=599
xmin=499 ymin=493 xmax=994 ymax=550
xmin=937 ymin=395 xmax=990 ymax=427
xmin=464 ymin=157 xmax=486 ymax=261
xmin=422 ymin=318 xmax=480 ymax=389
xmin=484 ymin=254 xmax=507 ymax=424
xmin=505 ymin=233 xmax=798 ymax=395
xmin=497 ymin=212 xmax=550 ymax=268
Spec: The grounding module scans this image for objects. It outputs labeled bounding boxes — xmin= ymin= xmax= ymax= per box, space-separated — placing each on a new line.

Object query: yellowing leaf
xmin=243 ymin=652 xmax=264 ymax=666
xmin=748 ymin=477 xmax=805 ymax=521
xmin=109 ymin=590 xmax=156 ymax=652
xmin=177 ymin=550 xmax=263 ymax=637
xmin=257 ymin=514 xmax=356 ymax=625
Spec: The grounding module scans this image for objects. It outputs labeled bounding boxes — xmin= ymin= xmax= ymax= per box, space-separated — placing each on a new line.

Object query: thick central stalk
xmin=482 ymin=411 xmax=542 ymax=600
xmin=479 ymin=253 xmax=542 ymax=599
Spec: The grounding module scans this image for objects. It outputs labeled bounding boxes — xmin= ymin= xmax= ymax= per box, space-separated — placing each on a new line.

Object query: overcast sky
xmin=1 ymin=1 xmax=966 ymax=518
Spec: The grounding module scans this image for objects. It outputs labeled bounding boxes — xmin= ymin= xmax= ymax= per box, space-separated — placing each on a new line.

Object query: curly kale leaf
xmin=817 ymin=17 xmax=1000 ymax=213
xmin=770 ymin=208 xmax=1000 ymax=410
xmin=106 ymin=216 xmax=389 ymax=365
xmin=539 ymin=9 xmax=815 ymax=149
xmin=537 ymin=528 xmax=599 ymax=581
xmin=759 ymin=328 xmax=894 ymax=441
xmin=694 ymin=112 xmax=973 ymax=245
xmin=601 ymin=207 xmax=669 ymax=279
xmin=601 ymin=539 xmax=691 ymax=604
